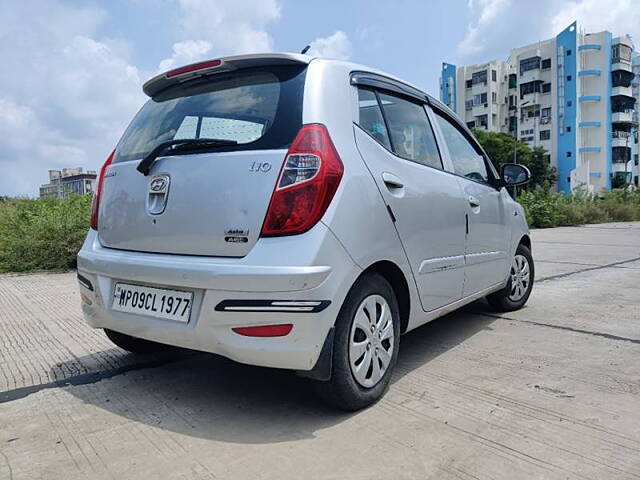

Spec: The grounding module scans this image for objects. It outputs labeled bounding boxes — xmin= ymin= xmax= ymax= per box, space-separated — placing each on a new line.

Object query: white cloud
xmin=551 ymin=0 xmax=640 ymax=44
xmin=456 ymin=0 xmax=640 ymax=62
xmin=0 ymin=1 xmax=145 ymax=196
xmin=457 ymin=0 xmax=511 ymax=57
xmin=158 ymin=0 xmax=281 ymax=72
xmin=307 ymin=31 xmax=352 ymax=60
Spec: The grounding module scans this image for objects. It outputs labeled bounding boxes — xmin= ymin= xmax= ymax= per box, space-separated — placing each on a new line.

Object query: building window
xmin=472 ymin=70 xmax=488 ymax=85
xmin=567 ymin=75 xmax=572 ymax=81
xmin=567 ymin=49 xmax=572 ymax=56
xmin=520 ymin=56 xmax=541 ymax=74
xmin=466 ymin=79 xmax=472 ymax=89
xmin=473 ymin=92 xmax=487 ymax=106
xmin=467 ymin=121 xmax=476 ymax=129
xmin=519 ymin=80 xmax=543 ymax=98
xmin=492 ymin=92 xmax=497 ymax=104
xmin=508 ymin=73 xmax=517 ymax=89
xmin=542 ymin=83 xmax=551 ymax=93
xmin=567 ymin=100 xmax=572 ymax=107
xmin=540 ymin=130 xmax=551 ymax=140
xmin=567 ymin=151 xmax=572 ymax=157
xmin=491 ymin=69 xmax=497 ymax=81
xmin=541 ymin=58 xmax=551 ymax=69
xmin=566 ymin=126 xmax=571 ymax=133
xmin=465 ymin=100 xmax=473 ymax=111
xmin=541 ymin=107 xmax=551 ymax=117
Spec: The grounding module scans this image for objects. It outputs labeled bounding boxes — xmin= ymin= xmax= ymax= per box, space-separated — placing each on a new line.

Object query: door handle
xmin=468 ymin=195 xmax=480 ymax=208
xmin=382 ymin=172 xmax=404 ymax=189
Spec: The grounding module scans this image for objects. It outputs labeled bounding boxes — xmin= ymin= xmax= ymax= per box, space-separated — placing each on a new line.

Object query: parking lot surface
xmin=0 ymin=222 xmax=639 ymax=479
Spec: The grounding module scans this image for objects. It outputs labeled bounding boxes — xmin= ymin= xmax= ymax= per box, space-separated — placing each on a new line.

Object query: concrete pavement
xmin=0 ymin=222 xmax=639 ymax=479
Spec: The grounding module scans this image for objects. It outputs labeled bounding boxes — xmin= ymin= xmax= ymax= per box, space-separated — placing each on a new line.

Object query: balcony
xmin=611 ymin=62 xmax=632 ymax=73
xmin=612 ymin=110 xmax=634 ymax=123
xmin=612 ymin=86 xmax=633 ymax=97
xmin=612 ymin=131 xmax=632 ymax=147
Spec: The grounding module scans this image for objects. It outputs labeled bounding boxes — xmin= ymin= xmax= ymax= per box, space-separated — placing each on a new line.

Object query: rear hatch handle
xmin=136 ymin=138 xmax=238 ymax=175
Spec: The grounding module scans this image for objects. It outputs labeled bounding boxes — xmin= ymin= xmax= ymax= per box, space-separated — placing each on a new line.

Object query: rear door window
xmin=376 ymin=92 xmax=443 ymax=169
xmin=114 ymin=66 xmax=305 ymax=163
xmin=357 ymin=88 xmax=392 ymax=150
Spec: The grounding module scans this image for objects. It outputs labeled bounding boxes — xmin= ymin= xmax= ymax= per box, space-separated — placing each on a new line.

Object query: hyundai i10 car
xmin=77 ymin=53 xmax=534 ymax=410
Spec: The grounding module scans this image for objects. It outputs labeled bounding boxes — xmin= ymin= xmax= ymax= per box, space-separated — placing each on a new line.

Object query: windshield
xmin=114 ymin=65 xmax=306 ymax=163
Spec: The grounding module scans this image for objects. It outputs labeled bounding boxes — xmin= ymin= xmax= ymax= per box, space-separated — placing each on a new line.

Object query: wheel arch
xmin=359 ymin=260 xmax=411 ymax=334
xmin=519 ymin=234 xmax=532 ymax=252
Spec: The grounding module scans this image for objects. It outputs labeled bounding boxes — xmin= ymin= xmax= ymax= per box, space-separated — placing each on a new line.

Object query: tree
xmin=472 ymin=129 xmax=556 ymax=190
xmin=529 ymin=146 xmax=557 ymax=189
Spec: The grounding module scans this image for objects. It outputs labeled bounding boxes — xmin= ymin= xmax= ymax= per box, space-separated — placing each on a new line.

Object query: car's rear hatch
xmin=98 ymin=55 xmax=308 ymax=257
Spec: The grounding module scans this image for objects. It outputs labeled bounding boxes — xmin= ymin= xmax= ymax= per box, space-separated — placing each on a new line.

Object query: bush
xmin=0 ymin=195 xmax=91 ymax=273
xmin=518 ymin=187 xmax=640 ymax=228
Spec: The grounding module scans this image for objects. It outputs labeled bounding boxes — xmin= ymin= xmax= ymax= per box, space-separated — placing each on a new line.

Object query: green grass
xmin=0 ymin=189 xmax=639 ymax=273
xmin=0 ymin=195 xmax=92 ymax=273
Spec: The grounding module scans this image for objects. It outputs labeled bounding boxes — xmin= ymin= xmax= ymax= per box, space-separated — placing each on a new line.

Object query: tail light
xmin=90 ymin=150 xmax=115 ymax=230
xmin=261 ymin=124 xmax=343 ymax=236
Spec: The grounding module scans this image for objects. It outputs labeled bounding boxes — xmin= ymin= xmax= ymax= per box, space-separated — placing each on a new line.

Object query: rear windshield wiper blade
xmin=136 ymin=138 xmax=238 ymax=175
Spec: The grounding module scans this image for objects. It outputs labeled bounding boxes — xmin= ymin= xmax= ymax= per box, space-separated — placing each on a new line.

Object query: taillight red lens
xmin=261 ymin=124 xmax=343 ymax=237
xmin=90 ymin=150 xmax=115 ymax=230
xmin=165 ymin=59 xmax=222 ymax=78
xmin=232 ymin=324 xmax=293 ymax=337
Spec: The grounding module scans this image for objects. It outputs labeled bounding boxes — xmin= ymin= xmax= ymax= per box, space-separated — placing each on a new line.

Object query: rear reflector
xmin=232 ymin=324 xmax=293 ymax=337
xmin=165 ymin=59 xmax=223 ymax=78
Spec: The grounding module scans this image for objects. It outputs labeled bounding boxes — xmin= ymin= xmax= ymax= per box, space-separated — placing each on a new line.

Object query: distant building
xmin=440 ymin=21 xmax=638 ymax=194
xmin=39 ymin=168 xmax=97 ymax=199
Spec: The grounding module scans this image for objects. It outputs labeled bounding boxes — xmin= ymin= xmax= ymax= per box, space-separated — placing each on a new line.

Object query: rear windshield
xmin=114 ymin=65 xmax=306 ymax=163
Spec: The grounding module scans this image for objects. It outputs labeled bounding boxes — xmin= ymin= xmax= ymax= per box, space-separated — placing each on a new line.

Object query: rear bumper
xmin=77 ymin=224 xmax=359 ymax=371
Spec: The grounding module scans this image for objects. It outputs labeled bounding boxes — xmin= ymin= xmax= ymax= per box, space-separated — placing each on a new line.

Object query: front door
xmin=354 ymin=88 xmax=468 ymax=312
xmin=432 ymin=111 xmax=510 ymax=295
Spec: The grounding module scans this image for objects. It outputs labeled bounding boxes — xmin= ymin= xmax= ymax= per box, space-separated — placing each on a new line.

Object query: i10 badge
xmin=249 ymin=161 xmax=271 ymax=172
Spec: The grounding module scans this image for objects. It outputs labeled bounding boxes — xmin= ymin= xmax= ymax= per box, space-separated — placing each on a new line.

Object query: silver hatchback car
xmin=77 ymin=53 xmax=534 ymax=410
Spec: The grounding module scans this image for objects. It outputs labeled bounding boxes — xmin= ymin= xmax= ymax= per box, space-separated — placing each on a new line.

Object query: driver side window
xmin=434 ymin=113 xmax=489 ymax=184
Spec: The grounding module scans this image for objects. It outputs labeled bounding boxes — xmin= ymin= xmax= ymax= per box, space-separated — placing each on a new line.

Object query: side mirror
xmin=501 ymin=163 xmax=531 ymax=187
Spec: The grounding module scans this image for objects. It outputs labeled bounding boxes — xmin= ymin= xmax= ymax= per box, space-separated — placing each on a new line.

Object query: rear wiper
xmin=136 ymin=138 xmax=238 ymax=175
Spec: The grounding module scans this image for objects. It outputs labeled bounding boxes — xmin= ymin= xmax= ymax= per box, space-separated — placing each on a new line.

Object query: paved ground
xmin=0 ymin=222 xmax=639 ymax=480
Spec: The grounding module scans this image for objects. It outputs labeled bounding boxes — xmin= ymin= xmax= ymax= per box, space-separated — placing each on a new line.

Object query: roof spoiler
xmin=142 ymin=53 xmax=311 ymax=97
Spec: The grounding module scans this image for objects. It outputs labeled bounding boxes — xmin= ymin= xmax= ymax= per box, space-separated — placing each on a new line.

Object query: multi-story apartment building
xmin=631 ymin=54 xmax=640 ymax=186
xmin=39 ymin=168 xmax=97 ymax=199
xmin=440 ymin=22 xmax=638 ymax=194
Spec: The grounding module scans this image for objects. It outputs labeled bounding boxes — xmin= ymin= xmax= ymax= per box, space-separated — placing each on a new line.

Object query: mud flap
xmin=296 ymin=327 xmax=334 ymax=381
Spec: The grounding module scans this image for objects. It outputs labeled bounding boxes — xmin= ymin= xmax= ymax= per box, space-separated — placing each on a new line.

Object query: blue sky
xmin=1 ymin=0 xmax=638 ymax=196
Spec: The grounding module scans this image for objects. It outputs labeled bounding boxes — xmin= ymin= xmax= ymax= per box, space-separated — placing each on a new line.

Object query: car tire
xmin=104 ymin=329 xmax=167 ymax=354
xmin=315 ymin=273 xmax=401 ymax=411
xmin=486 ymin=243 xmax=534 ymax=312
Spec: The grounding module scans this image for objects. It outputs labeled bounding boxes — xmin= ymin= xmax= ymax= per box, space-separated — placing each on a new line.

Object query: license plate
xmin=112 ymin=283 xmax=193 ymax=323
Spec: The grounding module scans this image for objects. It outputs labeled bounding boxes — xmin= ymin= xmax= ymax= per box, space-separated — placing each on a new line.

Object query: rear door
xmin=99 ymin=65 xmax=306 ymax=257
xmin=432 ymin=110 xmax=510 ymax=295
xmin=354 ymin=88 xmax=468 ymax=312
